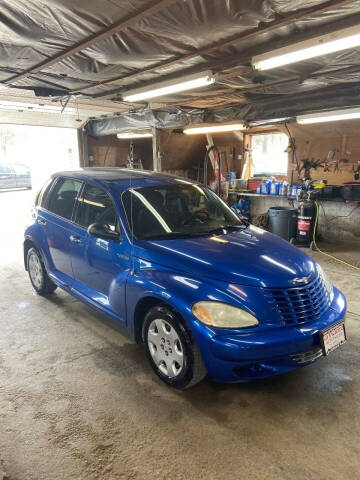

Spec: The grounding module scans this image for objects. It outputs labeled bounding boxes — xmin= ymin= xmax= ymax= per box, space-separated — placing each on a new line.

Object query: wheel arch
xmin=133 ymin=295 xmax=187 ymax=344
xmin=23 ymin=238 xmax=36 ymax=270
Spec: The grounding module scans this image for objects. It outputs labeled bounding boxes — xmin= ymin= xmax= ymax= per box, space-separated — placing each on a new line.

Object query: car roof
xmin=51 ymin=168 xmax=198 ymax=191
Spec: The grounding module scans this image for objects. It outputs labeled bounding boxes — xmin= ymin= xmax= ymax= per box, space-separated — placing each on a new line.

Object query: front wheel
xmin=143 ymin=305 xmax=206 ymax=389
xmin=27 ymin=247 xmax=57 ymax=295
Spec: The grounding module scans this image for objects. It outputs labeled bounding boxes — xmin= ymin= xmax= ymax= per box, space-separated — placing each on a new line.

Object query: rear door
xmin=37 ymin=177 xmax=83 ymax=287
xmin=70 ymin=183 xmax=129 ymax=323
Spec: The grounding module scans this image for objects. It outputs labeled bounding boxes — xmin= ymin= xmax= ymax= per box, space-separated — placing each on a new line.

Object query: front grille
xmin=263 ymin=274 xmax=331 ymax=325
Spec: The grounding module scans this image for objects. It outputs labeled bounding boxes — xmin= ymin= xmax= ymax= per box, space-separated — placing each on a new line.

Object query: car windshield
xmin=122 ymin=183 xmax=243 ymax=240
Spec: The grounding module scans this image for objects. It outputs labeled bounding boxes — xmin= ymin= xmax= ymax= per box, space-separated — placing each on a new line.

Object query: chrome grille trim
xmin=291 ymin=347 xmax=323 ymax=364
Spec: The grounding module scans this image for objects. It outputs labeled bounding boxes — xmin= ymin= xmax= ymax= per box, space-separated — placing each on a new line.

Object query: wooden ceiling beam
xmin=71 ymin=0 xmax=357 ymax=97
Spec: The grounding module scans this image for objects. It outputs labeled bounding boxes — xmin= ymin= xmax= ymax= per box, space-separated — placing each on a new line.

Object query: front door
xmin=70 ymin=183 xmax=130 ymax=324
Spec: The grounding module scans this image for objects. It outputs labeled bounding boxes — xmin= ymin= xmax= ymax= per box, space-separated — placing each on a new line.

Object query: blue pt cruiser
xmin=24 ymin=168 xmax=346 ymax=389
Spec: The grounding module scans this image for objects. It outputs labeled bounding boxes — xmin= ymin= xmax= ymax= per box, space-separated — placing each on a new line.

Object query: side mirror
xmin=87 ymin=223 xmax=120 ymax=242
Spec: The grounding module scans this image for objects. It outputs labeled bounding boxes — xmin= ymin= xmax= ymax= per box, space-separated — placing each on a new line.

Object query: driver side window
xmin=76 ymin=184 xmax=118 ymax=232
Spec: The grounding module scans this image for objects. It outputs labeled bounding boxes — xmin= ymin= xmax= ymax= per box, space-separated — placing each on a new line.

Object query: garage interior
xmin=0 ymin=1 xmax=360 ymax=479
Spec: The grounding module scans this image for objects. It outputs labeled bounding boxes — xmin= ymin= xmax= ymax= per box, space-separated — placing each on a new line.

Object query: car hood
xmin=135 ymin=225 xmax=317 ymax=288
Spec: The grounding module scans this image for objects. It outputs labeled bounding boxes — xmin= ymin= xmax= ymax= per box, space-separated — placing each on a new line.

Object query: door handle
xmin=37 ymin=218 xmax=47 ymax=225
xmin=70 ymin=235 xmax=82 ymax=244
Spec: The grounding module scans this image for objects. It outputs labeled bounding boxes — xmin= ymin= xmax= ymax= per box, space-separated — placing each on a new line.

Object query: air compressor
xmin=296 ymin=199 xmax=316 ymax=248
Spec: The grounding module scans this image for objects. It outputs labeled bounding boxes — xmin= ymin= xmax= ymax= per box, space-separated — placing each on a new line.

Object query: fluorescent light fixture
xmin=117 ymin=132 xmax=153 ymax=139
xmin=0 ymin=99 xmax=111 ymax=117
xmin=0 ymin=100 xmax=77 ymax=114
xmin=297 ymin=107 xmax=360 ymax=124
xmin=123 ymin=71 xmax=216 ymax=102
xmin=252 ymin=24 xmax=360 ymax=71
xmin=183 ymin=124 xmax=245 ymax=135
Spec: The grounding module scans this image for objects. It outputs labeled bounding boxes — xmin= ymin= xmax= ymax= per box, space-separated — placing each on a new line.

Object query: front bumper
xmin=192 ymin=287 xmax=346 ymax=383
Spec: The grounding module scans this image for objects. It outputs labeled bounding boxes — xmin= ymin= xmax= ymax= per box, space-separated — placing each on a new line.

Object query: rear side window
xmin=76 ymin=184 xmax=118 ymax=231
xmin=36 ymin=178 xmax=55 ymax=207
xmin=47 ymin=178 xmax=82 ymax=220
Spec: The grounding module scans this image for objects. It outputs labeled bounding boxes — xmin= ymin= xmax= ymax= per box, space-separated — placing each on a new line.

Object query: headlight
xmin=192 ymin=301 xmax=258 ymax=328
xmin=317 ymin=263 xmax=333 ymax=296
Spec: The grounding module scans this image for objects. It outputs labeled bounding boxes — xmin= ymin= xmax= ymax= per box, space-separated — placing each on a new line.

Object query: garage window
xmin=251 ymin=133 xmax=289 ymax=176
xmin=47 ymin=178 xmax=82 ymax=220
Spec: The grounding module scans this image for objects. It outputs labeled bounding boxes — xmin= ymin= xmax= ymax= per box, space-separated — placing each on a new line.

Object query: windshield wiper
xmin=205 ymin=223 xmax=248 ymax=235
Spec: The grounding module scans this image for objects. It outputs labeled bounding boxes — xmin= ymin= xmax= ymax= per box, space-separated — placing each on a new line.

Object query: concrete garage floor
xmin=0 ymin=190 xmax=359 ymax=480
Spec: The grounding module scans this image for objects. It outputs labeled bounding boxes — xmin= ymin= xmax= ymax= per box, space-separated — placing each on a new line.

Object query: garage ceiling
xmin=1 ymin=0 xmax=360 ymax=131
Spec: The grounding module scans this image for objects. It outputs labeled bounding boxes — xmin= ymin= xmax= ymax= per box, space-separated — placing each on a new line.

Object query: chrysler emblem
xmin=291 ymin=276 xmax=309 ymax=284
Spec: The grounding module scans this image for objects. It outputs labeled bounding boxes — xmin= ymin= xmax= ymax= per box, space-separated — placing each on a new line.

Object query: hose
xmin=313 ymin=201 xmax=360 ymax=271
xmin=312 ymin=202 xmax=360 ymax=319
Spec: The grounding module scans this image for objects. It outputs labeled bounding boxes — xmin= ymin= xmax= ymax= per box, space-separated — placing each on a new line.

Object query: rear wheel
xmin=27 ymin=247 xmax=57 ymax=295
xmin=143 ymin=305 xmax=206 ymax=389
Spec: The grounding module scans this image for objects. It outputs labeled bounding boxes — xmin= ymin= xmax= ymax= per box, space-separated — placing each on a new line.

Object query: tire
xmin=142 ymin=305 xmax=207 ymax=389
xmin=27 ymin=247 xmax=57 ymax=295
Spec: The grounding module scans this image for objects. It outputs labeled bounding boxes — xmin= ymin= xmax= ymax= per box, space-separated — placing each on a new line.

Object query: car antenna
xmin=129 ymin=140 xmax=135 ymax=276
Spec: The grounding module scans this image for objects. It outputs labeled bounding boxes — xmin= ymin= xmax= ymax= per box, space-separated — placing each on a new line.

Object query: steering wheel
xmin=182 ymin=208 xmax=210 ymax=225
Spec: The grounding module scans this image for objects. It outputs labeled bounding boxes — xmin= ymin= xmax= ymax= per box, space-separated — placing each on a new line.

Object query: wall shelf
xmin=228 ymin=191 xmax=357 ymax=204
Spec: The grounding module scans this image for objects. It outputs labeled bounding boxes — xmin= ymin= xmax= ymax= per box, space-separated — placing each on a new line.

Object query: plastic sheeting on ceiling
xmin=1 ymin=0 xmax=360 ymax=134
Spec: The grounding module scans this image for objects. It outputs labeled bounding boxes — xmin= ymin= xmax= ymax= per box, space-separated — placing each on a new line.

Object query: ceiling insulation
xmin=1 ymin=0 xmax=360 ymax=132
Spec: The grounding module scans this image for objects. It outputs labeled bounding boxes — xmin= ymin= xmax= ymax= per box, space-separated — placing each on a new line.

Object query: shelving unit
xmin=228 ymin=191 xmax=354 ymax=203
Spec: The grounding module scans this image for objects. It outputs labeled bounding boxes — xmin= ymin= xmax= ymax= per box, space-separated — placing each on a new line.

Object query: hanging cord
xmin=103 ymin=144 xmax=111 ymax=166
xmin=204 ymin=145 xmax=221 ymax=192
xmin=312 ymin=201 xmax=360 ymax=271
xmin=128 ymin=140 xmax=134 ymax=168
xmin=284 ymin=121 xmax=301 ymax=176
xmin=318 ymin=200 xmax=359 ymax=223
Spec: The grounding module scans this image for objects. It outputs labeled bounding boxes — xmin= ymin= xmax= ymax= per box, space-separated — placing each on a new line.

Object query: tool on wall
xmin=353 ymin=161 xmax=360 ymax=180
xmin=230 ymin=147 xmax=236 ymax=170
xmin=297 ymin=157 xmax=325 ymax=180
xmin=334 ymin=159 xmax=341 ymax=173
xmin=126 ymin=140 xmax=143 ymax=169
xmin=327 ymin=149 xmax=338 ymax=162
xmin=284 ymin=121 xmax=301 ymax=175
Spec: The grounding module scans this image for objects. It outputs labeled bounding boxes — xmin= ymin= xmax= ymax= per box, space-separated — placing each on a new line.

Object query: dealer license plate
xmin=320 ymin=321 xmax=346 ymax=355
